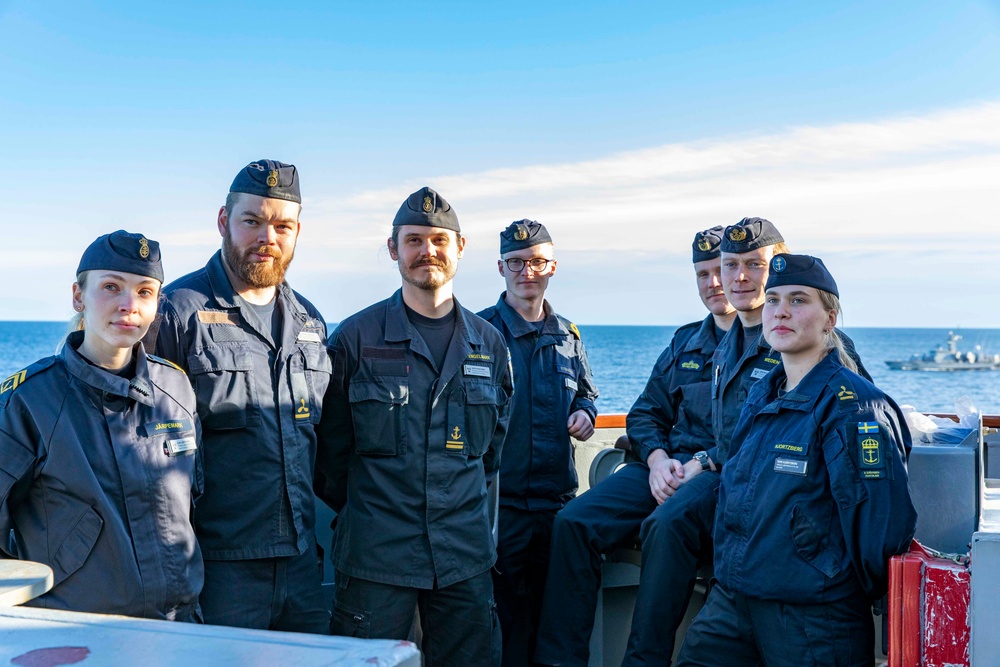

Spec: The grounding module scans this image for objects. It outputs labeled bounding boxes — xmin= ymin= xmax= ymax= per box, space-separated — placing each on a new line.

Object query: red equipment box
xmin=888 ymin=540 xmax=970 ymax=667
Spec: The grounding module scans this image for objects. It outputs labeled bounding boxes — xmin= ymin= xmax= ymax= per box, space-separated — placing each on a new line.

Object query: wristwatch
xmin=693 ymin=451 xmax=712 ymax=471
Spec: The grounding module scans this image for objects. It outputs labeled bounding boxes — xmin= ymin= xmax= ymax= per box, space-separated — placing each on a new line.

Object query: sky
xmin=1 ymin=0 xmax=999 ymax=326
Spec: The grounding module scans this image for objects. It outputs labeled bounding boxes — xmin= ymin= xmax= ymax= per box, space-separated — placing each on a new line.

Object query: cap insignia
xmin=697 ymin=238 xmax=712 ymax=251
xmin=772 ymin=256 xmax=786 ymax=272
xmin=729 ymin=228 xmax=747 ymax=242
xmin=422 ymin=195 xmax=433 ymax=212
xmin=514 ymin=226 xmax=528 ymax=241
xmin=139 ymin=237 xmax=150 ymax=259
xmin=266 ymin=170 xmax=278 ymax=187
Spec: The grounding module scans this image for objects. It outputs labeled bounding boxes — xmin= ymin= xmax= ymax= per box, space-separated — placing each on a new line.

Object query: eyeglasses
xmin=503 ymin=258 xmax=552 ymax=273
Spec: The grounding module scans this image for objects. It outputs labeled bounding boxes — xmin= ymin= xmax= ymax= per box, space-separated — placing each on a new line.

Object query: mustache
xmin=247 ymin=246 xmax=281 ymax=259
xmin=410 ymin=259 xmax=446 ymax=269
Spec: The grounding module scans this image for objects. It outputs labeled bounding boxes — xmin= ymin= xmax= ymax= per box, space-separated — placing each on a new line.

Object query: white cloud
xmin=6 ymin=101 xmax=999 ymax=325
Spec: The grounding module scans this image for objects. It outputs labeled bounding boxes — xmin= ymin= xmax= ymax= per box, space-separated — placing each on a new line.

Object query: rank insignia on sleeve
xmin=0 ymin=369 xmax=26 ymax=394
xmin=857 ymin=422 xmax=885 ymax=479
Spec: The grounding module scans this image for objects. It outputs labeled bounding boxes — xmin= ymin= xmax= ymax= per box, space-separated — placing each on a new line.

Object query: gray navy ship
xmin=885 ymin=331 xmax=1000 ymax=371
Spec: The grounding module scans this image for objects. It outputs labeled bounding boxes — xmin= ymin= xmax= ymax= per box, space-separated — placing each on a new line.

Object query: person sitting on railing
xmin=676 ymin=254 xmax=916 ymax=666
xmin=534 ymin=225 xmax=735 ymax=666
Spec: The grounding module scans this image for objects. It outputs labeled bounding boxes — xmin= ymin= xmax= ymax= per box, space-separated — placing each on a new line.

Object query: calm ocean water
xmin=2 ymin=322 xmax=999 ymax=415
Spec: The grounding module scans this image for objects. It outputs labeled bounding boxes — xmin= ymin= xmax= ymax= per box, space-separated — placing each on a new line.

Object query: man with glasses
xmin=478 ymin=219 xmax=598 ymax=666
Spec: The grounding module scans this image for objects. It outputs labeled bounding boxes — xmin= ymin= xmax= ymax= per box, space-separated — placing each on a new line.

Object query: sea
xmin=2 ymin=322 xmax=1000 ymax=415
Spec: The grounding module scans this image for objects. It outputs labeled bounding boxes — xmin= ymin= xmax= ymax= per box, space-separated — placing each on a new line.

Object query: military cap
xmin=230 ymin=159 xmax=301 ymax=204
xmin=77 ymin=230 xmax=164 ymax=283
xmin=765 ymin=253 xmax=839 ymax=298
xmin=720 ymin=217 xmax=784 ymax=254
xmin=500 ymin=219 xmax=552 ymax=254
xmin=692 ymin=226 xmax=724 ymax=263
xmin=392 ymin=186 xmax=460 ymax=233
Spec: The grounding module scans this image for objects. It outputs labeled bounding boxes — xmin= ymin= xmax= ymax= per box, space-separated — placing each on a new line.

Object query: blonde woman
xmin=0 ymin=231 xmax=203 ymax=620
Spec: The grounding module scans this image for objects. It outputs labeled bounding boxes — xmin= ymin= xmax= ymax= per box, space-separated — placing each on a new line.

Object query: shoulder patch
xmin=1 ymin=357 xmax=57 ymax=399
xmin=147 ymin=354 xmax=186 ymax=374
xmin=568 ymin=322 xmax=581 ymax=340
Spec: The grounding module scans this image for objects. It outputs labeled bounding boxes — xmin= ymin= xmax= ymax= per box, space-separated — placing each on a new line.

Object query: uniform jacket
xmin=478 ymin=295 xmax=598 ymax=510
xmin=710 ymin=319 xmax=871 ymax=467
xmin=626 ymin=315 xmax=722 ymax=464
xmin=316 ymin=290 xmax=513 ymax=588
xmin=155 ymin=251 xmax=331 ymax=560
xmin=714 ymin=350 xmax=917 ymax=603
xmin=0 ymin=334 xmax=203 ymax=620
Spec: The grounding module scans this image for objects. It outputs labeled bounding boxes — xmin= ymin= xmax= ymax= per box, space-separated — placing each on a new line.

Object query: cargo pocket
xmin=463 ymin=382 xmax=503 ymax=457
xmin=823 ymin=429 xmax=869 ymax=509
xmin=348 ymin=378 xmax=408 ymax=456
xmin=790 ymin=503 xmax=842 ymax=579
xmin=51 ymin=505 xmax=103 ymax=586
xmin=291 ymin=346 xmax=332 ymax=425
xmin=187 ymin=346 xmax=258 ymax=430
xmin=330 ymin=599 xmax=372 ymax=639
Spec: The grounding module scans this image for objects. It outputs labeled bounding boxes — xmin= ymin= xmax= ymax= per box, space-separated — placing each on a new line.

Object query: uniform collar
xmin=384 ymin=289 xmax=486 ymax=349
xmin=61 ymin=331 xmax=156 ymax=407
xmin=493 ymin=293 xmax=563 ymax=339
xmin=682 ymin=314 xmax=725 ymax=356
xmin=756 ymin=349 xmax=844 ymax=414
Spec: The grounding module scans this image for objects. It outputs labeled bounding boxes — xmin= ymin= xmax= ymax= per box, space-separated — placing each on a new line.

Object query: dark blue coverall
xmin=677 ymin=349 xmax=916 ymax=666
xmin=0 ymin=333 xmax=203 ymax=620
xmin=155 ymin=251 xmax=332 ymax=632
xmin=478 ymin=294 xmax=598 ymax=666
xmin=316 ymin=290 xmax=513 ymax=666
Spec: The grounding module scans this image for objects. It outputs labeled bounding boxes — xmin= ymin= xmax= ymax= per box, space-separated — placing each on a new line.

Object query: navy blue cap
xmin=720 ymin=217 xmax=784 ymax=253
xmin=230 ymin=159 xmax=301 ymax=204
xmin=500 ymin=219 xmax=552 ymax=254
xmin=765 ymin=254 xmax=839 ymax=298
xmin=392 ymin=187 xmax=460 ymax=233
xmin=77 ymin=230 xmax=164 ymax=283
xmin=692 ymin=226 xmax=724 ymax=263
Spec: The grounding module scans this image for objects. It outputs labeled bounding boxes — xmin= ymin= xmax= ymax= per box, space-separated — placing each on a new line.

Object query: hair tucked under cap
xmin=77 ymin=230 xmax=164 ymax=283
xmin=765 ymin=253 xmax=839 ymax=298
xmin=692 ymin=226 xmax=724 ymax=263
xmin=720 ymin=217 xmax=784 ymax=253
xmin=230 ymin=159 xmax=301 ymax=204
xmin=500 ymin=219 xmax=552 ymax=254
xmin=392 ymin=186 xmax=460 ymax=233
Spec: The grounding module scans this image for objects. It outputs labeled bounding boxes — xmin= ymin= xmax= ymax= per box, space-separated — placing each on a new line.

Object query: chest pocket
xmin=348 ymin=377 xmax=408 ymax=456
xmin=291 ymin=345 xmax=332 ymax=425
xmin=186 ymin=346 xmax=259 ymax=430
xmin=453 ymin=382 xmax=504 ymax=457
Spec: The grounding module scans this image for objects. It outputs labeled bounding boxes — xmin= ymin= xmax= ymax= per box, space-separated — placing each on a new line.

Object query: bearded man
xmin=154 ymin=159 xmax=332 ymax=633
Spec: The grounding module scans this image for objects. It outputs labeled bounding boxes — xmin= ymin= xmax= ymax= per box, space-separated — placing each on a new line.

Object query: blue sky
xmin=2 ymin=1 xmax=999 ymax=325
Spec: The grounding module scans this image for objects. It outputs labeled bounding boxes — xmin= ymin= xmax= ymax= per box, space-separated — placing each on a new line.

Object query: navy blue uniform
xmin=478 ymin=294 xmax=598 ymax=666
xmin=535 ymin=315 xmax=721 ymax=667
xmin=155 ymin=251 xmax=331 ymax=632
xmin=316 ymin=290 xmax=512 ymax=666
xmin=0 ymin=334 xmax=203 ymax=620
xmin=678 ymin=350 xmax=916 ymax=666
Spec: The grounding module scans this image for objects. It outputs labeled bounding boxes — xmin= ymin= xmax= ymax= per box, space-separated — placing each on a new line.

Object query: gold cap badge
xmin=266 ymin=170 xmax=278 ymax=187
xmin=514 ymin=225 xmax=528 ymax=241
xmin=139 ymin=237 xmax=150 ymax=259
xmin=422 ymin=195 xmax=433 ymax=212
xmin=729 ymin=228 xmax=747 ymax=242
xmin=697 ymin=238 xmax=712 ymax=251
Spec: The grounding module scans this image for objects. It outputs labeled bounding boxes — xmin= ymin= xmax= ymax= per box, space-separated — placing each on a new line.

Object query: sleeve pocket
xmin=51 ymin=506 xmax=103 ymax=586
xmin=463 ymin=383 xmax=502 ymax=457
